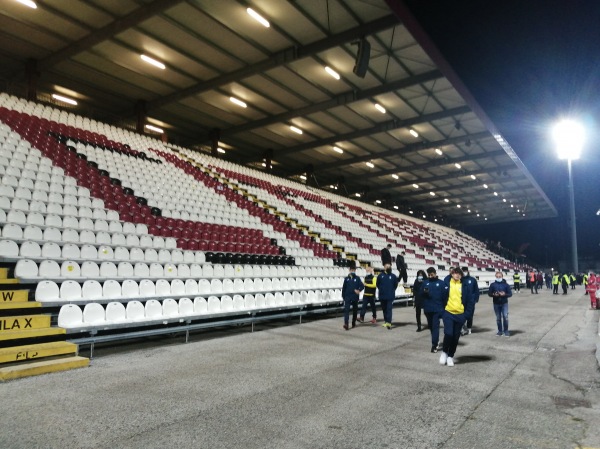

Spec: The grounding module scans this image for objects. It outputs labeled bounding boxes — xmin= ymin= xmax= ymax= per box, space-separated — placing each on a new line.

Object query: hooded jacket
xmin=488 ymin=278 xmax=513 ymax=305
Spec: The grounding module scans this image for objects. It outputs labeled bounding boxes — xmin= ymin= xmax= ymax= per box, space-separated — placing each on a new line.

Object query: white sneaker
xmin=439 ymin=352 xmax=448 ymax=365
xmin=447 ymin=357 xmax=454 ymax=367
xmin=467 ymin=328 xmax=472 ymax=335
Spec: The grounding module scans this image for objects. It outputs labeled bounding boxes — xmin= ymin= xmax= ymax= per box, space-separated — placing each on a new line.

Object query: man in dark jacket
xmin=396 ymin=251 xmax=408 ymax=284
xmin=421 ymin=267 xmax=448 ymax=352
xmin=341 ymin=262 xmax=364 ymax=330
xmin=377 ymin=263 xmax=399 ymax=329
xmin=488 ymin=270 xmax=513 ymax=337
xmin=460 ymin=267 xmax=480 ymax=336
xmin=381 ymin=244 xmax=392 ymax=266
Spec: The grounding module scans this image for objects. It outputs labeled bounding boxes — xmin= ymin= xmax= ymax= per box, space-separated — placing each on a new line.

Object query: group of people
xmin=341 ymin=259 xmax=516 ymax=367
xmin=518 ymin=269 xmax=581 ymax=295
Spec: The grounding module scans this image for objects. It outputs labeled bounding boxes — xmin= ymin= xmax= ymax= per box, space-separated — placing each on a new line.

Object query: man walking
xmin=341 ymin=262 xmax=364 ymax=330
xmin=377 ymin=263 xmax=399 ymax=329
xmin=488 ymin=271 xmax=513 ymax=337
xmin=460 ymin=267 xmax=480 ymax=335
xmin=357 ymin=266 xmax=377 ymax=324
xmin=421 ymin=267 xmax=448 ymax=353
xmin=396 ymin=251 xmax=408 ymax=284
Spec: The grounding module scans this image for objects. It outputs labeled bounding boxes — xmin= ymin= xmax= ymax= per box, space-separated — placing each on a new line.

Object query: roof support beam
xmin=308 ymin=130 xmax=489 ymax=175
xmin=214 ymin=69 xmax=442 ymax=139
xmin=347 ymin=149 xmax=507 ymax=182
xmin=148 ymin=14 xmax=399 ymax=110
xmin=360 ymin=163 xmax=517 ymax=194
xmin=269 ymin=104 xmax=471 ymax=160
xmin=38 ymin=0 xmax=185 ymax=71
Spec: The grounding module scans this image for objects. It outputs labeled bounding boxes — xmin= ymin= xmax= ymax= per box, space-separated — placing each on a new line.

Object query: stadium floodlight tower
xmin=553 ymin=119 xmax=585 ymax=274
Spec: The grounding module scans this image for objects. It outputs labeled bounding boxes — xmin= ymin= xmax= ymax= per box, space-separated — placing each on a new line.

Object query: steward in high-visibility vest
xmin=552 ymin=273 xmax=560 ymax=295
xmin=570 ymin=274 xmax=577 ymax=290
xmin=513 ymin=272 xmax=521 ymax=292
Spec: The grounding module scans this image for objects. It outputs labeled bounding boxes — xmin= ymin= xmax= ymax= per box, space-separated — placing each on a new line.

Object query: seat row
xmin=58 ymin=289 xmax=342 ymax=329
xmin=0 ymin=197 xmax=114 ymax=220
xmin=36 ymin=277 xmax=344 ymax=302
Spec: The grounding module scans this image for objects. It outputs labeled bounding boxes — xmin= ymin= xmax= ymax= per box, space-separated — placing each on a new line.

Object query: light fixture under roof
xmin=502 ymin=198 xmax=507 ymax=202
xmin=409 ymin=129 xmax=419 ymax=138
xmin=457 ymin=204 xmax=461 ymax=208
xmin=290 ymin=125 xmax=303 ymax=135
xmin=217 ymin=147 xmax=226 ymax=154
xmin=412 ymin=183 xmax=419 ymax=189
xmin=393 ymin=205 xmax=398 ymax=210
xmin=455 ymin=163 xmax=462 ymax=169
xmin=261 ymin=162 xmax=267 ymax=167
xmin=409 ymin=210 xmax=414 ymax=214
xmin=435 ymin=148 xmax=443 ymax=156
xmin=477 ymin=213 xmax=480 ymax=217
xmin=324 ymin=66 xmax=340 ymax=80
xmin=429 ymin=191 xmax=435 ymax=196
xmin=493 ymin=192 xmax=498 ymax=196
xmin=16 ymin=0 xmax=37 ymax=8
xmin=444 ymin=198 xmax=449 ymax=203
xmin=391 ymin=174 xmax=399 ymax=180
xmin=355 ymin=193 xmax=361 ymax=198
xmin=375 ymin=200 xmax=381 ymax=204
xmin=52 ymin=94 xmax=77 ymax=106
xmin=145 ymin=124 xmax=163 ymax=133
xmin=332 ymin=146 xmax=343 ymax=154
xmin=300 ymin=175 xmax=307 ymax=180
xmin=510 ymin=204 xmax=514 ymax=208
xmin=365 ymin=162 xmax=374 ymax=168
xmin=141 ymin=54 xmax=166 ymax=70
xmin=374 ymin=103 xmax=386 ymax=114
xmin=230 ymin=97 xmax=247 ymax=108
xmin=422 ymin=214 xmax=426 ymax=218
xmin=483 ymin=184 xmax=488 ymax=189
xmin=247 ymin=7 xmax=270 ymax=27
xmin=470 ymin=174 xmax=476 ymax=180
xmin=467 ymin=209 xmax=471 ymax=213
xmin=330 ymin=185 xmax=335 ymax=189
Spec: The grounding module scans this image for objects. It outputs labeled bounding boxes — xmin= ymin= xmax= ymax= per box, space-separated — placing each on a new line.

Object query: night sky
xmin=401 ymin=0 xmax=600 ymax=269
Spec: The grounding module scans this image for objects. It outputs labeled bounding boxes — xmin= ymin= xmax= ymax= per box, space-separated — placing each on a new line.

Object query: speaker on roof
xmin=353 ymin=38 xmax=371 ymax=78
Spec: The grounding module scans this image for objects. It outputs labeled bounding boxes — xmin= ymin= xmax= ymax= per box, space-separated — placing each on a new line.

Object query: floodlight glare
xmin=553 ymin=119 xmax=584 ymax=160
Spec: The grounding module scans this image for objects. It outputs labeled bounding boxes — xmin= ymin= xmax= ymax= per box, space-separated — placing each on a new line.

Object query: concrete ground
xmin=1 ymin=286 xmax=599 ymax=449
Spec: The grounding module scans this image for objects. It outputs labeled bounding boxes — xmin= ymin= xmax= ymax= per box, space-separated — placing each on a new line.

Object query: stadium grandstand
xmin=0 ymin=1 xmax=598 ymax=448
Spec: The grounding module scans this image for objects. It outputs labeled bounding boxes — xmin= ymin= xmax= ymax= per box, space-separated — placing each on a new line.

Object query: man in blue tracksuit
xmin=377 ymin=263 xmax=399 ymax=329
xmin=488 ymin=270 xmax=513 ymax=336
xmin=341 ymin=262 xmax=364 ymax=330
xmin=421 ymin=267 xmax=448 ymax=352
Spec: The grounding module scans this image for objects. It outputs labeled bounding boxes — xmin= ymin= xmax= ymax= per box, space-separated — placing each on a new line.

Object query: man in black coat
xmin=381 ymin=244 xmax=392 ymax=266
xmin=396 ymin=251 xmax=408 ymax=283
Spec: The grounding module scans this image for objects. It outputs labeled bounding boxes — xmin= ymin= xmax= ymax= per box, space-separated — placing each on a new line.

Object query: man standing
xmin=341 ymin=262 xmax=364 ymax=330
xmin=357 ymin=266 xmax=377 ymax=324
xmin=513 ymin=271 xmax=521 ymax=292
xmin=460 ymin=267 xmax=480 ymax=335
xmin=529 ymin=270 xmax=538 ymax=294
xmin=377 ymin=263 xmax=399 ymax=329
xmin=552 ymin=272 xmax=560 ymax=294
xmin=488 ymin=271 xmax=513 ymax=337
xmin=381 ymin=244 xmax=392 ymax=266
xmin=396 ymin=251 xmax=408 ymax=284
xmin=421 ymin=267 xmax=448 ymax=353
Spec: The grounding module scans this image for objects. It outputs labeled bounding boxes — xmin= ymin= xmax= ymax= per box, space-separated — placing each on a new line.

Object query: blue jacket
xmin=377 ymin=271 xmax=399 ymax=300
xmin=420 ymin=277 xmax=448 ymax=314
xmin=488 ymin=279 xmax=513 ymax=304
xmin=342 ymin=273 xmax=364 ymax=302
xmin=443 ymin=277 xmax=477 ymax=320
xmin=463 ymin=275 xmax=480 ymax=303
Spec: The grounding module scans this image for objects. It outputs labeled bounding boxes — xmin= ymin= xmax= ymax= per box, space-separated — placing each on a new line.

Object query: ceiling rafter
xmin=38 ymin=0 xmax=186 ymax=71
xmin=268 ymin=104 xmax=470 ymax=160
xmin=147 ymin=14 xmax=399 ymax=111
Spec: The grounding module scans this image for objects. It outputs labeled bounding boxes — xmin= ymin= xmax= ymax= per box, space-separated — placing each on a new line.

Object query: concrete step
xmin=0 ymin=356 xmax=89 ymax=381
xmin=0 ymin=341 xmax=78 ymax=364
xmin=0 ymin=327 xmax=66 ymax=341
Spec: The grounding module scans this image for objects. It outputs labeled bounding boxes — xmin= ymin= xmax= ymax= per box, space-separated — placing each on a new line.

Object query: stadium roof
xmin=0 ymin=0 xmax=557 ymax=225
